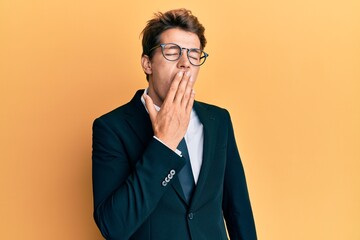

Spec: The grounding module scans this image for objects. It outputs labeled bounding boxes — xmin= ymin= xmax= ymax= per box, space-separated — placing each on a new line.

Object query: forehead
xmin=159 ymin=28 xmax=201 ymax=49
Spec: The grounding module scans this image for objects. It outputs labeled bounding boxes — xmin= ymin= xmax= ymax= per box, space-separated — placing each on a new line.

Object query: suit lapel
xmin=171 ymin=175 xmax=188 ymax=205
xmin=124 ymin=90 xmax=154 ymax=146
xmin=124 ymin=90 xmax=188 ymax=204
xmin=190 ymin=102 xmax=218 ymax=208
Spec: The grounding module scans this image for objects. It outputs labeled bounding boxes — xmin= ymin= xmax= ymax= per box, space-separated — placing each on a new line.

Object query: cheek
xmin=160 ymin=66 xmax=180 ymax=84
xmin=191 ymin=69 xmax=200 ymax=81
xmin=152 ymin=60 xmax=176 ymax=78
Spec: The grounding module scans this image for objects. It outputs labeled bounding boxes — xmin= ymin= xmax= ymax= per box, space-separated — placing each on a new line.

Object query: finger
xmin=185 ymin=89 xmax=196 ymax=113
xmin=174 ymin=71 xmax=191 ymax=104
xmin=144 ymin=94 xmax=157 ymax=123
xmin=181 ymin=75 xmax=195 ymax=107
xmin=163 ymin=71 xmax=184 ymax=104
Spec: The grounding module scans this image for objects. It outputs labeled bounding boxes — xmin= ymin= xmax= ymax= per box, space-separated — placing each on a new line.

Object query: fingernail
xmin=186 ymin=71 xmax=191 ymax=76
xmin=178 ymin=71 xmax=184 ymax=77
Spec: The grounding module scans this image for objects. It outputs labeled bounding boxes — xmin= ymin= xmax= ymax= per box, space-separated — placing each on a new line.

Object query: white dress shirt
xmin=141 ymin=89 xmax=204 ymax=184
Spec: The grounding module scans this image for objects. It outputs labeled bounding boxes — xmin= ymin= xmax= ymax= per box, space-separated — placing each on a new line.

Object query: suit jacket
xmin=92 ymin=90 xmax=257 ymax=240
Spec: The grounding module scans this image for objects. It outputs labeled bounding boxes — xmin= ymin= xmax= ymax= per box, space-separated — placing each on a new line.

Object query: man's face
xmin=142 ymin=28 xmax=201 ymax=106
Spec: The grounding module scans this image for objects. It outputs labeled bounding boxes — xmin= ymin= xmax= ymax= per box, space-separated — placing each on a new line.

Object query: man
xmin=92 ymin=8 xmax=257 ymax=240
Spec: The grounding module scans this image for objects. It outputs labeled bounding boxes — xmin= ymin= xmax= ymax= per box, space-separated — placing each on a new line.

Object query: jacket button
xmin=188 ymin=212 xmax=194 ymax=220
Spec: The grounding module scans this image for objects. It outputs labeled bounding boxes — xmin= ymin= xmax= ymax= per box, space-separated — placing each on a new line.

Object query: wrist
xmin=153 ymin=136 xmax=181 ymax=154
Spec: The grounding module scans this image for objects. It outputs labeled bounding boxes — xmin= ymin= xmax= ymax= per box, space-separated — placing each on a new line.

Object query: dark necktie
xmin=177 ymin=138 xmax=195 ymax=203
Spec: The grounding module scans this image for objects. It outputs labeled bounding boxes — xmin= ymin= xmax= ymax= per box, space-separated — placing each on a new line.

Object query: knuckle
xmin=169 ymin=85 xmax=177 ymax=92
xmin=183 ymin=91 xmax=190 ymax=98
xmin=177 ymin=88 xmax=185 ymax=94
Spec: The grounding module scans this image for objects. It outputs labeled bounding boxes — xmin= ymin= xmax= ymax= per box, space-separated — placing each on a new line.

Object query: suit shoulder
xmin=195 ymin=101 xmax=230 ymax=118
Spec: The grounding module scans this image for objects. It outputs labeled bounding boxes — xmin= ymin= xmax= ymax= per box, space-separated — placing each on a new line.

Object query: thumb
xmin=144 ymin=93 xmax=157 ymax=122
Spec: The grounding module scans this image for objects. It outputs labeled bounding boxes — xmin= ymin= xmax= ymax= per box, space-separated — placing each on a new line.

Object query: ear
xmin=141 ymin=55 xmax=152 ymax=75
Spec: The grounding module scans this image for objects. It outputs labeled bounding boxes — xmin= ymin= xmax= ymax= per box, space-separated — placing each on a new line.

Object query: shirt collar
xmin=140 ymin=88 xmax=160 ymax=113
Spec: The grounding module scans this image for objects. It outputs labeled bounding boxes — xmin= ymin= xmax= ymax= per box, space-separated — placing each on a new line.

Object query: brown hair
xmin=141 ymin=9 xmax=207 ymax=80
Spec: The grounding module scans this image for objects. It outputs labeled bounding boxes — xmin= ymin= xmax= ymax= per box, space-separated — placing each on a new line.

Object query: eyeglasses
xmin=149 ymin=43 xmax=209 ymax=66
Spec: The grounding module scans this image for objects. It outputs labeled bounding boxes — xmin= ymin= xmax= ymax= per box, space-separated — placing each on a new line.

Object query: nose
xmin=177 ymin=49 xmax=191 ymax=69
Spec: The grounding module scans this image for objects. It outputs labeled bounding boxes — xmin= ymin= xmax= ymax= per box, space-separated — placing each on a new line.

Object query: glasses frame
xmin=149 ymin=43 xmax=209 ymax=66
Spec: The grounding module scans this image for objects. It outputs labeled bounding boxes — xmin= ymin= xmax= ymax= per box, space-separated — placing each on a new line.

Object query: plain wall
xmin=1 ymin=0 xmax=359 ymax=239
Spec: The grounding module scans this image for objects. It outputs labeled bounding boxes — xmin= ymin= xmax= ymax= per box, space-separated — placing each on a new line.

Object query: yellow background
xmin=1 ymin=0 xmax=359 ymax=239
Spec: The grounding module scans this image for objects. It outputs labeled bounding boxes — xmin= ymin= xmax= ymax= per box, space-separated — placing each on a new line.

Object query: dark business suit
xmin=92 ymin=90 xmax=257 ymax=240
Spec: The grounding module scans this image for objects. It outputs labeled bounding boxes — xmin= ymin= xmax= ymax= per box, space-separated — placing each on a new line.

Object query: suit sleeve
xmin=92 ymin=117 xmax=185 ymax=240
xmin=222 ymin=111 xmax=257 ymax=240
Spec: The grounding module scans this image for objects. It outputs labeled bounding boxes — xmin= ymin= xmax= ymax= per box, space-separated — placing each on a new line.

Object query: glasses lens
xmin=161 ymin=43 xmax=208 ymax=66
xmin=162 ymin=43 xmax=181 ymax=61
xmin=188 ymin=49 xmax=206 ymax=66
